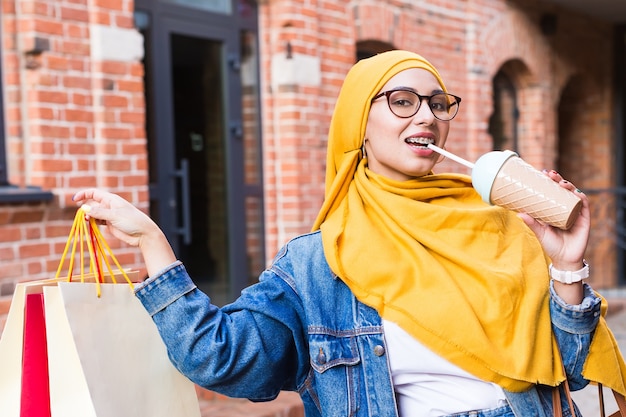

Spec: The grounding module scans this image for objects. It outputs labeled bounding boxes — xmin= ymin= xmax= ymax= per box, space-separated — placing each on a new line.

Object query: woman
xmin=74 ymin=50 xmax=626 ymax=417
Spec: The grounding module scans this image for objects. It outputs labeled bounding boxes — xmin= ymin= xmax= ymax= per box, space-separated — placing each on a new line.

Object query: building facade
xmin=1 ymin=0 xmax=625 ymax=414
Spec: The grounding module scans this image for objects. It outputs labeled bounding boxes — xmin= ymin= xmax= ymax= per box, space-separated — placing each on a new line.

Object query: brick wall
xmin=259 ymin=0 xmax=616 ymax=287
xmin=0 ymin=0 xmax=620 ymax=414
xmin=1 ymin=0 xmax=148 ymax=294
xmin=1 ymin=0 xmax=616 ymax=309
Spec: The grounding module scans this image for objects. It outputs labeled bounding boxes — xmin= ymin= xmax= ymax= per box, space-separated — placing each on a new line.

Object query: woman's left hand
xmin=517 ymin=170 xmax=590 ymax=273
xmin=518 ymin=171 xmax=590 ymax=304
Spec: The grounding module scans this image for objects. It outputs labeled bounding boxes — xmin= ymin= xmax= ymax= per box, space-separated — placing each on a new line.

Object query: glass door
xmin=169 ymin=33 xmax=231 ymax=303
xmin=135 ymin=3 xmax=262 ymax=305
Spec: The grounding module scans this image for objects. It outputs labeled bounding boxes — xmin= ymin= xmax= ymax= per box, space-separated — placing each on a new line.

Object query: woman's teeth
xmin=406 ymin=138 xmax=433 ymax=147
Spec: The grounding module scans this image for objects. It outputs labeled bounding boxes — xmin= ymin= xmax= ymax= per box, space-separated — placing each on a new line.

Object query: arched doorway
xmin=356 ymin=40 xmax=394 ymax=61
xmin=558 ymin=74 xmax=622 ymax=288
xmin=489 ymin=71 xmax=518 ymax=152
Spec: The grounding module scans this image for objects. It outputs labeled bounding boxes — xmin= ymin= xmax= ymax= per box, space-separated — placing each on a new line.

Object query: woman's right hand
xmin=73 ymin=188 xmax=177 ymax=277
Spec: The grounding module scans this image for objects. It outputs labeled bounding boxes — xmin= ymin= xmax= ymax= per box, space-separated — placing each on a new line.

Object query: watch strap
xmin=549 ymin=260 xmax=589 ymax=284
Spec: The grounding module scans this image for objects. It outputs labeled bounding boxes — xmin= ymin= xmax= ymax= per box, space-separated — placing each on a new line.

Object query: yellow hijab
xmin=313 ymin=50 xmax=626 ymax=394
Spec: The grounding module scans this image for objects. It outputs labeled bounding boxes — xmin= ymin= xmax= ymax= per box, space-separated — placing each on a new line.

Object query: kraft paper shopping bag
xmin=41 ymin=283 xmax=96 ymax=417
xmin=44 ymin=281 xmax=201 ymax=417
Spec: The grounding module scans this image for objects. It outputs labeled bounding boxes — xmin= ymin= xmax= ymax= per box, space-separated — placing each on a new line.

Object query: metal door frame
xmin=135 ymin=1 xmax=249 ymax=298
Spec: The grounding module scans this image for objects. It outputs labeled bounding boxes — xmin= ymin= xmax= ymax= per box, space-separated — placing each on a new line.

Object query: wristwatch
xmin=549 ymin=260 xmax=589 ymax=284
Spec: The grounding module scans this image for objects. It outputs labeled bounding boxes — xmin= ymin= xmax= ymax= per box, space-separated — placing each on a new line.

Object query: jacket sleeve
xmin=549 ymin=281 xmax=601 ymax=391
xmin=134 ymin=262 xmax=309 ymax=401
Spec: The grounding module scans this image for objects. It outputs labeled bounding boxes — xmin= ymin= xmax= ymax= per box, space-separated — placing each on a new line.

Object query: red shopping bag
xmin=20 ymin=293 xmax=51 ymax=417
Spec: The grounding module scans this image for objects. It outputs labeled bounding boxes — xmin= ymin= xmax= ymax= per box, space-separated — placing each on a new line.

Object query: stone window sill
xmin=0 ymin=185 xmax=54 ymax=204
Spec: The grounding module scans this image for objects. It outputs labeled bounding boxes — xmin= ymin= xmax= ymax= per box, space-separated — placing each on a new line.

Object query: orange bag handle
xmin=54 ymin=206 xmax=134 ymax=297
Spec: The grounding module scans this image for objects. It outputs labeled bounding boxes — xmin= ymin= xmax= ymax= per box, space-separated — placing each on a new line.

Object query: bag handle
xmin=552 ymin=368 xmax=576 ymax=417
xmin=553 ymin=384 xmax=562 ymax=416
xmin=553 ymin=370 xmax=626 ymax=417
xmin=598 ymin=384 xmax=626 ymax=417
xmin=54 ymin=207 xmax=134 ymax=297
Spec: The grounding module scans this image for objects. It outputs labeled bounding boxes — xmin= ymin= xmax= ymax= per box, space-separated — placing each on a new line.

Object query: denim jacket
xmin=135 ymin=231 xmax=601 ymax=417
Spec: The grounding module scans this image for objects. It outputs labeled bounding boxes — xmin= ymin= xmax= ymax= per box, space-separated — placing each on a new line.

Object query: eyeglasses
xmin=371 ymin=88 xmax=462 ymax=121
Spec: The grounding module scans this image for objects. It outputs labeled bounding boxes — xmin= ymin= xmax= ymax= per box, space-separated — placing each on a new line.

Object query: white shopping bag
xmin=0 ymin=278 xmax=201 ymax=417
xmin=46 ymin=281 xmax=201 ymax=417
xmin=0 ymin=279 xmax=55 ymax=416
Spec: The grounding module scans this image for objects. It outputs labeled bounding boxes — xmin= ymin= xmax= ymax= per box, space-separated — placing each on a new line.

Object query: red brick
xmin=0 ymin=212 xmax=11 ymax=226
xmin=115 ymin=14 xmax=134 ymax=29
xmin=76 ymin=158 xmax=96 ymax=171
xmin=101 ymin=127 xmax=131 ymax=139
xmin=122 ymin=174 xmax=148 ymax=187
xmin=35 ymin=106 xmax=56 ymax=120
xmin=45 ymin=224 xmax=75 ymax=238
xmin=65 ymin=108 xmax=93 ymax=123
xmin=0 ymin=247 xmax=15 ymax=261
xmin=101 ymin=61 xmax=128 ymax=75
xmin=46 ymin=54 xmax=69 ymax=71
xmin=37 ymin=124 xmax=71 ymax=138
xmin=102 ymin=176 xmax=120 ymax=187
xmin=120 ymin=110 xmax=144 ymax=124
xmin=0 ymin=262 xmax=23 ymax=279
xmin=33 ymin=18 xmax=64 ymax=35
xmin=12 ymin=210 xmax=45 ymax=224
xmin=61 ymin=40 xmax=90 ymax=56
xmin=95 ymin=0 xmax=124 ymax=11
xmin=28 ymin=261 xmax=44 ymax=275
xmin=68 ymin=142 xmax=96 ymax=155
xmin=0 ymin=291 xmax=12 ymax=314
xmin=73 ymin=126 xmax=90 ymax=138
xmin=37 ymin=91 xmax=69 ymax=104
xmin=72 ymin=92 xmax=93 ymax=106
xmin=66 ymin=23 xmax=89 ymax=38
xmin=61 ymin=6 xmax=89 ymax=22
xmin=35 ymin=158 xmax=73 ymax=172
xmin=24 ymin=226 xmax=42 ymax=239
xmin=31 ymin=175 xmax=60 ymax=189
xmin=68 ymin=175 xmax=98 ymax=188
xmin=64 ymin=75 xmax=92 ymax=89
xmin=68 ymin=57 xmax=88 ymax=71
xmin=102 ymin=94 xmax=129 ymax=107
xmin=19 ymin=243 xmax=50 ymax=259
xmin=117 ymin=79 xmax=143 ymax=93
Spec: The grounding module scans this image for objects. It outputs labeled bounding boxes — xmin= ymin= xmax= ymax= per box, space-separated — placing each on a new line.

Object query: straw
xmin=427 ymin=143 xmax=475 ymax=169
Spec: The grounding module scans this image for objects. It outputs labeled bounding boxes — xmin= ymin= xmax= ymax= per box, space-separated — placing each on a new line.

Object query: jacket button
xmin=374 ymin=345 xmax=385 ymax=356
xmin=317 ymin=347 xmax=327 ymax=365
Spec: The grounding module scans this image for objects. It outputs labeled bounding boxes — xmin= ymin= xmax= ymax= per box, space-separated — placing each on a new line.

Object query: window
xmin=0 ymin=31 xmax=53 ymax=203
xmin=0 ymin=35 xmax=7 ymax=187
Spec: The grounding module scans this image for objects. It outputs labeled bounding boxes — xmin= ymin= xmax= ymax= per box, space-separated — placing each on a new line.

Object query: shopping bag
xmin=45 ymin=281 xmax=201 ymax=417
xmin=0 ymin=278 xmax=60 ymax=416
xmin=0 ymin=207 xmax=201 ymax=417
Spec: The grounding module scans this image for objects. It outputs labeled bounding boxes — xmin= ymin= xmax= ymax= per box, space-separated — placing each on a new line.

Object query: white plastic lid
xmin=472 ymin=150 xmax=518 ymax=204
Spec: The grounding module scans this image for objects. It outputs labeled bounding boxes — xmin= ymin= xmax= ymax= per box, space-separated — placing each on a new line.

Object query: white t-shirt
xmin=383 ymin=320 xmax=507 ymax=417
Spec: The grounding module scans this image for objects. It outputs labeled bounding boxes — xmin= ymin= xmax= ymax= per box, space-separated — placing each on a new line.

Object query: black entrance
xmin=134 ymin=0 xmax=264 ymax=304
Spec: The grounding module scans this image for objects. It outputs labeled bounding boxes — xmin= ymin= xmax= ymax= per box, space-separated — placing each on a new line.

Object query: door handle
xmin=173 ymin=159 xmax=192 ymax=245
